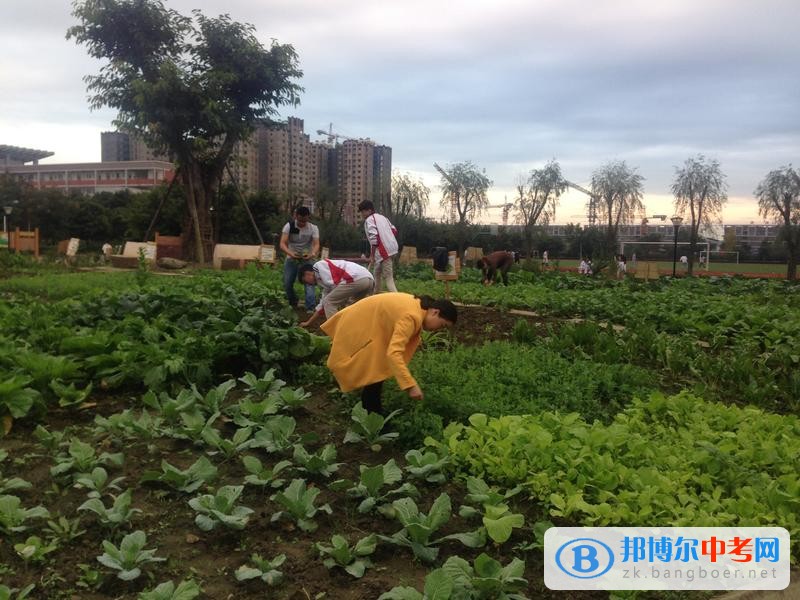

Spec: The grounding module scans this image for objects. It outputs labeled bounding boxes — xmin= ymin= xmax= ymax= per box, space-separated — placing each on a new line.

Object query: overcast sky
xmin=2 ymin=0 xmax=798 ymax=224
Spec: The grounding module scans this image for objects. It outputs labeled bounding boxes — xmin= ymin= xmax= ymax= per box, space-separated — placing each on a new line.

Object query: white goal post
xmin=619 ymin=240 xmax=711 ymax=270
xmin=699 ymin=250 xmax=739 ymax=264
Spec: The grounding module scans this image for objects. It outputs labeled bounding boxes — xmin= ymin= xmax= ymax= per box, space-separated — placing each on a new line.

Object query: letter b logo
xmin=555 ymin=538 xmax=615 ymax=579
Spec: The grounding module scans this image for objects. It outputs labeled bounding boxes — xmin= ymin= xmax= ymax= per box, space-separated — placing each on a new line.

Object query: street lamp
xmin=3 ymin=204 xmax=14 ymax=235
xmin=670 ymin=215 xmax=683 ymax=277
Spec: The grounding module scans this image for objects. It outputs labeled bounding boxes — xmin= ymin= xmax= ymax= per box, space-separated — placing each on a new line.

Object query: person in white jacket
xmin=358 ymin=200 xmax=398 ymax=293
xmin=297 ymin=259 xmax=374 ymax=328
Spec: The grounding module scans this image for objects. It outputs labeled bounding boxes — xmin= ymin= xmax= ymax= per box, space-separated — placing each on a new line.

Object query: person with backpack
xmin=358 ymin=200 xmax=399 ymax=293
xmin=297 ymin=259 xmax=374 ymax=328
xmin=321 ymin=293 xmax=457 ymax=414
xmin=279 ymin=206 xmax=320 ymax=311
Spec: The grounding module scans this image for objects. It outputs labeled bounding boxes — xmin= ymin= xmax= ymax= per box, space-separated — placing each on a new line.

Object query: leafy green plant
xmin=230 ymin=396 xmax=281 ymax=428
xmin=74 ymin=467 xmax=126 ymax=499
xmin=201 ymin=426 xmax=253 ymax=459
xmin=141 ymin=457 xmax=218 ymax=494
xmin=242 ymin=455 xmax=292 ymax=489
xmin=75 ymin=563 xmax=103 ymax=591
xmin=248 ymin=415 xmax=302 ymax=453
xmin=32 ymin=424 xmax=67 ymax=453
xmin=137 ymin=579 xmax=202 ymax=600
xmin=234 ymin=553 xmax=286 ymax=586
xmin=188 ymin=485 xmax=253 ymax=531
xmin=141 ymin=388 xmax=198 ymax=423
xmin=78 ymin=489 xmax=141 ymax=529
xmin=377 ymin=568 xmax=452 ymax=600
xmin=0 ymin=470 xmax=31 ymax=495
xmin=50 ymin=379 xmax=93 ymax=408
xmin=50 ymin=438 xmax=124 ymax=481
xmin=97 ymin=530 xmax=165 ymax=581
xmin=270 ymin=478 xmax=332 ymax=532
xmin=275 ymin=386 xmax=311 ymax=411
xmin=442 ymin=553 xmax=529 ymax=599
xmin=14 ymin=535 xmax=58 ymax=564
xmin=315 ymin=534 xmax=377 ymax=578
xmin=44 ymin=515 xmax=86 ymax=544
xmin=458 ymin=478 xmax=525 ymax=544
xmin=0 ymin=375 xmax=41 ymax=422
xmin=404 ymin=448 xmax=450 ymax=484
xmin=196 ymin=379 xmax=237 ymax=415
xmin=381 ymin=494 xmax=484 ymax=563
xmin=292 ymin=443 xmax=341 ymax=478
xmin=344 ymin=402 xmax=401 ymax=448
xmin=0 ymin=495 xmax=50 ymax=535
xmin=0 ymin=584 xmax=35 ymax=600
xmin=332 ymin=459 xmax=418 ymax=514
xmin=238 ymin=369 xmax=285 ymax=399
xmin=93 ymin=409 xmax=163 ymax=441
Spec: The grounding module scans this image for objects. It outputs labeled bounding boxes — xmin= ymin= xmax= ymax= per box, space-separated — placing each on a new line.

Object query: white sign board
xmin=259 ymin=245 xmax=276 ymax=263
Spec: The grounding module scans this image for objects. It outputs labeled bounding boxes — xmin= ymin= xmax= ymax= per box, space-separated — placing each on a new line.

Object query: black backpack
xmin=431 ymin=247 xmax=449 ymax=272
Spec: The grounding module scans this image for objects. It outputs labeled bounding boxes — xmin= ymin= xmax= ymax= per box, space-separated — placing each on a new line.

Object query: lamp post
xmin=670 ymin=215 xmax=683 ymax=277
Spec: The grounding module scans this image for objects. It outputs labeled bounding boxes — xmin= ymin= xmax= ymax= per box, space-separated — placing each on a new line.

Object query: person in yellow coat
xmin=320 ymin=292 xmax=457 ymax=414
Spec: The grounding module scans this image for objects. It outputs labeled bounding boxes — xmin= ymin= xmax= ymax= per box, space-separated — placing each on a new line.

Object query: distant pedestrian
xmin=617 ymin=254 xmax=627 ymax=278
xmin=631 ymin=253 xmax=637 ymax=269
xmin=101 ymin=242 xmax=113 ymax=263
xmin=579 ymin=258 xmax=589 ymax=275
xmin=542 ymin=250 xmax=549 ymax=267
xmin=280 ymin=206 xmax=320 ymax=310
xmin=358 ymin=200 xmax=399 ymax=293
xmin=297 ymin=259 xmax=374 ymax=328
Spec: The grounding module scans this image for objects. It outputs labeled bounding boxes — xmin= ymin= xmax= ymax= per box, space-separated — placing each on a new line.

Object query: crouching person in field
xmin=298 ymin=259 xmax=374 ymax=328
xmin=479 ymin=251 xmax=514 ymax=286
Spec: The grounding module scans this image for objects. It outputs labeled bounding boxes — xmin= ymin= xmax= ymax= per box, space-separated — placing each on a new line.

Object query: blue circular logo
xmin=555 ymin=537 xmax=615 ymax=579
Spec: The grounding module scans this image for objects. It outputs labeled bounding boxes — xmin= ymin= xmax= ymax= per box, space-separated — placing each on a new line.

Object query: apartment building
xmin=6 ymin=160 xmax=174 ymax=194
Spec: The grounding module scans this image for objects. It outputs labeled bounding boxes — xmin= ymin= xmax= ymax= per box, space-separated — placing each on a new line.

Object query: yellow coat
xmin=320 ymin=292 xmax=425 ymax=392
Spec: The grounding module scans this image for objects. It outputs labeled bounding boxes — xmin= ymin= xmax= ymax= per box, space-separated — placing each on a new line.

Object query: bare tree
xmin=755 ymin=165 xmax=800 ymax=280
xmin=437 ymin=161 xmax=492 ymax=258
xmin=671 ymin=155 xmax=728 ymax=275
xmin=391 ymin=172 xmax=429 ymax=219
xmin=514 ymin=159 xmax=567 ymax=256
xmin=591 ymin=160 xmax=645 ymax=257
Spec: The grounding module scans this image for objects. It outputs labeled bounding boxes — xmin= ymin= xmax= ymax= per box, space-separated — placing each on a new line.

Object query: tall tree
xmin=591 ymin=160 xmax=645 ymax=257
xmin=755 ymin=165 xmax=800 ymax=280
xmin=671 ymin=155 xmax=728 ymax=275
xmin=391 ymin=172 xmax=429 ymax=220
xmin=437 ymin=162 xmax=492 ymax=260
xmin=68 ymin=0 xmax=302 ymax=262
xmin=514 ymin=159 xmax=567 ymax=256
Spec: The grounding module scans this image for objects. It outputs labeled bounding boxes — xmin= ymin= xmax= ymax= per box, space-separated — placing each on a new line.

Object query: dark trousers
xmin=361 ymin=381 xmax=384 ymax=414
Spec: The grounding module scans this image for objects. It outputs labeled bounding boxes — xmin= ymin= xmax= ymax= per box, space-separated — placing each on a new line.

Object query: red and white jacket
xmin=364 ymin=213 xmax=398 ymax=262
xmin=312 ymin=259 xmax=373 ymax=315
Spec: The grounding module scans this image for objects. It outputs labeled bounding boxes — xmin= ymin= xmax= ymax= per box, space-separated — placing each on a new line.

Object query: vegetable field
xmin=0 ymin=264 xmax=798 ymax=599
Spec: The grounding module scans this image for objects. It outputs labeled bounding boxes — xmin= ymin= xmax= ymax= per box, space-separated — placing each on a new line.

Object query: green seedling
xmin=235 ymin=553 xmax=286 ymax=586
xmin=74 ymin=467 xmax=126 ymax=499
xmin=50 ymin=379 xmax=93 ymax=408
xmin=0 ymin=584 xmax=35 ymax=600
xmin=97 ymin=530 xmax=165 ymax=581
xmin=14 ymin=535 xmax=58 ymax=564
xmin=50 ymin=438 xmax=123 ymax=482
xmin=404 ymin=449 xmax=450 ymax=484
xmin=78 ymin=489 xmax=141 ymax=529
xmin=45 ymin=515 xmax=86 ymax=543
xmin=344 ymin=402 xmax=401 ymax=448
xmin=292 ymin=444 xmax=341 ymax=478
xmin=242 ymin=456 xmax=292 ymax=489
xmin=141 ymin=457 xmax=218 ymax=494
xmin=331 ymin=459 xmax=418 ymax=514
xmin=137 ymin=579 xmax=202 ymax=600
xmin=443 ymin=553 xmax=529 ymax=599
xmin=238 ymin=369 xmax=286 ymax=399
xmin=315 ymin=534 xmax=377 ymax=578
xmin=188 ymin=485 xmax=253 ymax=531
xmin=270 ymin=478 xmax=332 ymax=532
xmin=0 ymin=495 xmax=49 ymax=535
xmin=377 ymin=568 xmax=452 ymax=600
xmin=93 ymin=409 xmax=163 ymax=441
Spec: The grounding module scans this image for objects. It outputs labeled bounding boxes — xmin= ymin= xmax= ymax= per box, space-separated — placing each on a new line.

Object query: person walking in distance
xmin=279 ymin=206 xmax=320 ymax=310
xmin=321 ymin=293 xmax=457 ymax=414
xmin=358 ymin=200 xmax=398 ymax=293
xmin=297 ymin=259 xmax=374 ymax=328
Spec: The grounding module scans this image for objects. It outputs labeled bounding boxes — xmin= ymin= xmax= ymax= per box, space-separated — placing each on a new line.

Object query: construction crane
xmin=315 ymin=123 xmax=370 ymax=145
xmin=487 ymin=201 xmax=513 ymax=226
xmin=564 ymin=180 xmax=600 ymax=226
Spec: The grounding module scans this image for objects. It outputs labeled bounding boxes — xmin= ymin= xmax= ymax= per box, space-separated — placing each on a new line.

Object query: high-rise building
xmin=100 ymin=118 xmax=391 ymax=224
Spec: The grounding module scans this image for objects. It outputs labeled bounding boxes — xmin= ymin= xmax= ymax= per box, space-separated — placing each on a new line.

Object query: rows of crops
xmin=0 ymin=264 xmax=797 ymax=599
